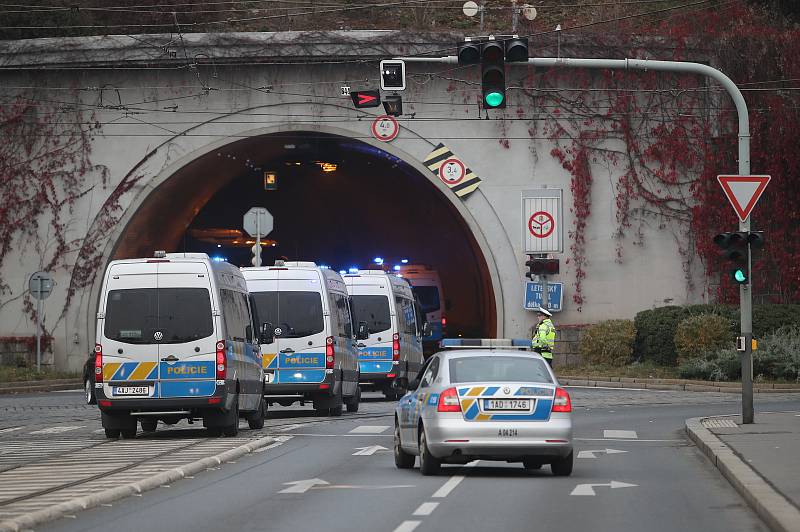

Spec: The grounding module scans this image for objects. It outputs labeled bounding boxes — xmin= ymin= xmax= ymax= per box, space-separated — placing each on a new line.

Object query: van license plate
xmin=484 ymin=399 xmax=530 ymax=411
xmin=113 ymin=386 xmax=149 ymax=396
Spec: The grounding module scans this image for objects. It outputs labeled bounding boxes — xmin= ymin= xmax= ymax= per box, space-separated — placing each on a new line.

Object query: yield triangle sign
xmin=717 ymin=175 xmax=771 ymax=222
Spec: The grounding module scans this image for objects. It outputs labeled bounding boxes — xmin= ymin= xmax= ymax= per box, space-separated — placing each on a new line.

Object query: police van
xmin=344 ymin=270 xmax=427 ymax=400
xmin=242 ymin=261 xmax=365 ymax=416
xmin=399 ymin=264 xmax=446 ymax=352
xmin=95 ymin=252 xmax=265 ymax=439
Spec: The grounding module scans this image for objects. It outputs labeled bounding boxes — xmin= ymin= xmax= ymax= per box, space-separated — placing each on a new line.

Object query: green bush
xmin=674 ymin=314 xmax=735 ymax=364
xmin=753 ymin=325 xmax=800 ymax=382
xmin=635 ymin=304 xmax=800 ymax=367
xmin=634 ymin=306 xmax=685 ymax=366
xmin=678 ymin=348 xmax=740 ymax=381
xmin=579 ymin=319 xmax=635 ymax=367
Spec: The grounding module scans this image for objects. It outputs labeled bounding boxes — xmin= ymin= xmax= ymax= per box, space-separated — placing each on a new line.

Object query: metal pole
xmin=541 ymin=274 xmax=549 ymax=311
xmin=36 ymin=277 xmax=42 ymax=372
xmin=256 ymin=215 xmax=262 ymax=268
xmin=394 ymin=54 xmax=754 ymax=422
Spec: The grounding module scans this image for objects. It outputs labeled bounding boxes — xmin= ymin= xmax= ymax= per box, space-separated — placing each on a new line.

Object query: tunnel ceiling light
xmin=339 ymin=270 xmax=346 ymax=275
xmin=316 ymin=162 xmax=337 ymax=173
xmin=401 ymin=259 xmax=409 ymax=264
xmin=348 ymin=267 xmax=359 ymax=273
xmin=393 ymin=265 xmax=401 ymax=271
xmin=284 ymin=144 xmax=296 ymax=149
xmin=373 ymin=257 xmax=384 ymax=265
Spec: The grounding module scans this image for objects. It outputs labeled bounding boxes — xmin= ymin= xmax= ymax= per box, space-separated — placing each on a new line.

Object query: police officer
xmin=532 ymin=307 xmax=556 ymax=366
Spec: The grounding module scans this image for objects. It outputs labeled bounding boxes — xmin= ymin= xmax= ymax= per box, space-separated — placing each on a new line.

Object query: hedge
xmin=579 ymin=320 xmax=635 ymax=366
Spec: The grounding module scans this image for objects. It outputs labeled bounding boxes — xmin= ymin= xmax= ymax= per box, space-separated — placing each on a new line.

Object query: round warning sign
xmin=528 ymin=211 xmax=555 ymax=239
xmin=439 ymin=158 xmax=466 ymax=185
xmin=371 ymin=115 xmax=399 ymax=142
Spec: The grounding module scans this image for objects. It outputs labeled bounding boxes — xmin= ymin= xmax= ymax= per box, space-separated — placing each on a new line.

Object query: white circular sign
xmin=29 ymin=271 xmax=54 ymax=300
xmin=371 ymin=115 xmax=399 ymax=142
xmin=439 ymin=158 xmax=466 ymax=185
xmin=463 ymin=1 xmax=479 ymax=17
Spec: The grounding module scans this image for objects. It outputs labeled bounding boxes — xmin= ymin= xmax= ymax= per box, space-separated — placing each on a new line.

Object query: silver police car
xmin=394 ymin=339 xmax=573 ymax=476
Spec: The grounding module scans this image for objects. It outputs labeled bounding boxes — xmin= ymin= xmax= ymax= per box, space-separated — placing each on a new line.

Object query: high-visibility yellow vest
xmin=532 ymin=318 xmax=556 ymax=359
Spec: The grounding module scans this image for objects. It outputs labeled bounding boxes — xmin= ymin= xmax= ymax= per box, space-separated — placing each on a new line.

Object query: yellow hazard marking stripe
xmin=262 ymin=353 xmax=278 ymax=369
xmin=466 ymin=386 xmax=485 ymax=397
xmin=129 ymin=362 xmax=157 ymax=380
xmin=102 ymin=363 xmax=121 ymax=382
xmin=476 ymin=413 xmax=492 ymax=421
xmin=460 ymin=398 xmax=476 ymax=411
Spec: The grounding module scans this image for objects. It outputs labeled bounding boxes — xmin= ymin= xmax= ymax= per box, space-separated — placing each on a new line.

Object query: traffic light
xmin=713 ymin=231 xmax=764 ymax=285
xmin=457 ymin=39 xmax=481 ymax=65
xmin=525 ymin=257 xmax=559 ymax=279
xmin=251 ymin=243 xmax=262 ymax=267
xmin=383 ymin=95 xmax=403 ymax=116
xmin=379 ymin=60 xmax=406 ymax=91
xmin=504 ymin=36 xmax=529 ymax=62
xmin=481 ymin=39 xmax=506 ymax=109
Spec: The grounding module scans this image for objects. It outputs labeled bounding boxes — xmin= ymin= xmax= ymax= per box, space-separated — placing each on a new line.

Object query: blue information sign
xmin=524 ymin=281 xmax=563 ymax=312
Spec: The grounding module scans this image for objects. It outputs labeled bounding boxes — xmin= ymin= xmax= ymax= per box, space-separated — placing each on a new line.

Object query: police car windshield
xmin=104 ymin=288 xmax=213 ymax=344
xmin=250 ymin=291 xmax=324 ymax=338
xmin=350 ymin=295 xmax=391 ymax=334
xmin=412 ymin=286 xmax=440 ymax=313
xmin=449 ymin=356 xmax=553 ymax=384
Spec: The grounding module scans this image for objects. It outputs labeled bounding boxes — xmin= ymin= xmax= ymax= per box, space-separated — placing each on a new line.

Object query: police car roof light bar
xmin=440 ymin=338 xmax=531 ymax=350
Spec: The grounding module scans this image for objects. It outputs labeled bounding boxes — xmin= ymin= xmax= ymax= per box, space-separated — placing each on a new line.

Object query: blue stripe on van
xmin=158 ymin=380 xmax=216 ymax=398
xmin=274 ymin=369 xmax=326 ymax=384
xmin=159 ymin=361 xmax=215 ymax=380
xmin=279 ymin=352 xmax=325 ymax=368
xmin=360 ymin=361 xmax=394 ymax=374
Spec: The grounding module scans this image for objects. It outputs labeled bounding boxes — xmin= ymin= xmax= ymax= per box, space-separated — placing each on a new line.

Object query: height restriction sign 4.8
xmin=371 ymin=115 xmax=399 ymax=142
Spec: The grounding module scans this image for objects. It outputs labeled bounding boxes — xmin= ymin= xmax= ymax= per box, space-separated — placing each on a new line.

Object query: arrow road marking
xmin=352 ymin=445 xmax=389 ymax=456
xmin=0 ymin=427 xmax=24 ymax=435
xmin=279 ymin=478 xmax=329 ymax=494
xmin=315 ymin=484 xmax=414 ymax=490
xmin=570 ymin=481 xmax=638 ymax=496
xmin=577 ymin=448 xmax=628 ymax=459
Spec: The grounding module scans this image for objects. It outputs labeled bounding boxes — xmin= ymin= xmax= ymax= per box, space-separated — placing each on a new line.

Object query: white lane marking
xmin=349 ymin=425 xmax=390 ymax=434
xmin=273 ymin=424 xmax=303 ymax=433
xmin=393 ymin=520 xmax=421 ymax=532
xmin=52 ymin=389 xmax=83 ymax=393
xmin=571 ymin=481 xmax=638 ymax=496
xmin=0 ymin=427 xmax=24 ymax=435
xmin=431 ymin=461 xmax=478 ymax=498
xmin=576 ymin=438 xmax=681 ymax=442
xmin=314 ymin=484 xmax=414 ymax=490
xmin=603 ymin=430 xmax=638 ymax=439
xmin=254 ymin=435 xmax=294 ymax=453
xmin=352 ymin=445 xmax=389 ymax=456
xmin=279 ymin=478 xmax=329 ymax=494
xmin=93 ymin=429 xmax=106 ymax=434
xmin=413 ymin=502 xmax=439 ymax=516
xmin=577 ymin=449 xmax=628 ymax=459
xmin=29 ymin=426 xmax=85 ymax=435
xmin=288 ymin=433 xmax=393 ymax=438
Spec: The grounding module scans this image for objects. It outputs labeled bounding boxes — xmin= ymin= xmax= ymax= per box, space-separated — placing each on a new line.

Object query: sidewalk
xmin=686 ymin=412 xmax=800 ymax=532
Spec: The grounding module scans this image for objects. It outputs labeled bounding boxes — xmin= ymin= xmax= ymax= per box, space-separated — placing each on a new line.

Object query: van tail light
xmin=94 ymin=344 xmax=103 ymax=384
xmin=325 ymin=336 xmax=335 ymax=369
xmin=552 ymin=387 xmax=572 ymax=413
xmin=392 ymin=333 xmax=400 ymax=361
xmin=441 ymin=316 xmax=447 ymax=328
xmin=216 ymin=341 xmax=226 ymax=380
xmin=437 ymin=387 xmax=462 ymax=412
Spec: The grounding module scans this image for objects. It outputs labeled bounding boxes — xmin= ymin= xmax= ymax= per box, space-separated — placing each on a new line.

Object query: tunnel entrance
xmin=112 ymin=131 xmax=496 ymax=338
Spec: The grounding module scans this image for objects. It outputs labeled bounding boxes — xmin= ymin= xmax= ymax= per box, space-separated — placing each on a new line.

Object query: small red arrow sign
xmin=351 ymin=90 xmax=381 ymax=108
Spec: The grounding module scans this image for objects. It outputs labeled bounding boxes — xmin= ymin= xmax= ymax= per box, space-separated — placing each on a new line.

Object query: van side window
xmin=337 ymin=294 xmax=353 ymax=338
xmin=221 ymin=289 xmax=247 ymax=342
xmin=395 ymin=296 xmax=417 ymax=335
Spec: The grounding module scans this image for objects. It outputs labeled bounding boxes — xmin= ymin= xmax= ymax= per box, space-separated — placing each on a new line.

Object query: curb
xmin=0 ymin=379 xmax=82 ymax=395
xmin=685 ymin=416 xmax=800 ymax=532
xmin=559 ymin=377 xmax=800 ymax=393
xmin=0 ymin=435 xmax=276 ymax=532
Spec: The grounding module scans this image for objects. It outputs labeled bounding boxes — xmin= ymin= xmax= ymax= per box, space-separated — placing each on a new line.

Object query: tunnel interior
xmin=113 ymin=132 xmax=495 ymax=338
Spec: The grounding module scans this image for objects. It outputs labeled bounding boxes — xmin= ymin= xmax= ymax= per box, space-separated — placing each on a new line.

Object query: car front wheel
xmin=394 ymin=422 xmax=415 ymax=469
xmin=418 ymin=427 xmax=440 ymax=476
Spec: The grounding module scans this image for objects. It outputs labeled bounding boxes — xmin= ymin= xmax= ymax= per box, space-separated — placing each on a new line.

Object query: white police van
xmin=242 ymin=261 xmax=365 ymax=416
xmin=344 ymin=270 xmax=427 ymax=400
xmin=94 ymin=252 xmax=265 ymax=439
xmin=399 ymin=264 xmax=446 ymax=351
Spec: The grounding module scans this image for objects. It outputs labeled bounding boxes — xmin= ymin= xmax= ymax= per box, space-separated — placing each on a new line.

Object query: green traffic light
xmin=485 ymin=91 xmax=504 ymax=107
xmin=734 ymin=269 xmax=747 ymax=284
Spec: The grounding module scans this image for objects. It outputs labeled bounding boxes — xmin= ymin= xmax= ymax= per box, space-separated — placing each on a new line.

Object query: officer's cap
xmin=536 ymin=307 xmax=553 ymax=317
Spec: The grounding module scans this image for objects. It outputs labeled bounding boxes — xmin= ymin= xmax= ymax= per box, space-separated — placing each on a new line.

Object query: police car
xmin=394 ymin=339 xmax=573 ymax=476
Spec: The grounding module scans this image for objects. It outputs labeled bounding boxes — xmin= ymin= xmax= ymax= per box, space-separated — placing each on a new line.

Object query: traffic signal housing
xmin=525 ymin=257 xmax=559 ymax=279
xmin=481 ymin=39 xmax=506 ymax=109
xmin=379 ymin=60 xmax=406 ymax=91
xmin=713 ymin=231 xmax=764 ymax=285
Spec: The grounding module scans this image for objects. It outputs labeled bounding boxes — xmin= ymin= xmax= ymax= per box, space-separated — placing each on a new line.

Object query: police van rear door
xmin=154 ymin=261 xmax=217 ymax=399
xmin=348 ymin=278 xmax=394 ymax=376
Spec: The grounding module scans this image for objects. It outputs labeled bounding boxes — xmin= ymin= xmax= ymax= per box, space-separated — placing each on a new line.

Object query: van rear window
xmin=412 ymin=286 xmax=441 ymax=313
xmin=250 ymin=291 xmax=324 ymax=338
xmin=104 ymin=288 xmax=213 ymax=344
xmin=350 ymin=295 xmax=391 ymax=334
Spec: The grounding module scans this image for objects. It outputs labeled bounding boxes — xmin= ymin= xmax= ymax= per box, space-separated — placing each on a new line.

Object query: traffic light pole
xmin=398 ymin=54 xmax=755 ymax=422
